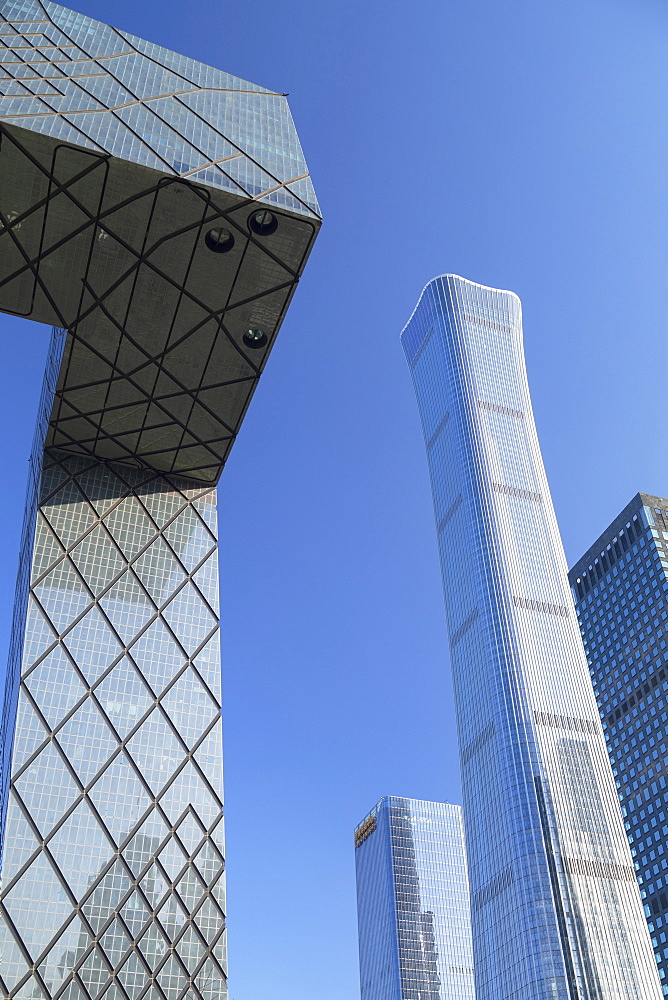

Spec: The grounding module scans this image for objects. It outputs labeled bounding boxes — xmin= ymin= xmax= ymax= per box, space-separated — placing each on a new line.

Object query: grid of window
xmin=355 ymin=797 xmax=474 ymax=1000
xmin=401 ymin=276 xmax=661 ymax=1000
xmin=0 ymin=0 xmax=320 ymax=485
xmin=0 ymin=0 xmax=319 ymax=218
xmin=569 ymin=494 xmax=668 ymax=993
xmin=0 ymin=348 xmax=226 ymax=1000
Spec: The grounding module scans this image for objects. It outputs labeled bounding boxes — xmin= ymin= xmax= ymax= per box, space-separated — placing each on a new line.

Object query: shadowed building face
xmin=0 ymin=3 xmax=319 ymax=999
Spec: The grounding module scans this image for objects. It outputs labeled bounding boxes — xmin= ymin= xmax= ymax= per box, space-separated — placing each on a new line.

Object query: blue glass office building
xmin=0 ymin=3 xmax=320 ymax=999
xmin=354 ymin=796 xmax=474 ymax=1000
xmin=569 ymin=493 xmax=668 ymax=992
xmin=401 ymin=276 xmax=660 ymax=1000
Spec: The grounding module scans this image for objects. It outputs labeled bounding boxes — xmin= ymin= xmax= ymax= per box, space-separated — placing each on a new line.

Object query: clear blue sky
xmin=0 ymin=0 xmax=667 ymax=997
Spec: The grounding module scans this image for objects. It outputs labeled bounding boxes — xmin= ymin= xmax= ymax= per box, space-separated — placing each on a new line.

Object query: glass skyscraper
xmin=354 ymin=796 xmax=474 ymax=1000
xmin=0 ymin=3 xmax=320 ymax=999
xmin=401 ymin=275 xmax=661 ymax=1000
xmin=569 ymin=492 xmax=668 ymax=992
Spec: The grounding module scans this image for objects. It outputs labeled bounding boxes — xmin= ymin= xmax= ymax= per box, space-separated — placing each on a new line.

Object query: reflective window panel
xmin=569 ymin=493 xmax=668 ymax=995
xmin=401 ymin=275 xmax=661 ymax=1000
xmin=355 ymin=796 xmax=475 ymax=1000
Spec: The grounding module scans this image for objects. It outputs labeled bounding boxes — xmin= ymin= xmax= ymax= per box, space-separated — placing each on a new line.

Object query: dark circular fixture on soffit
xmin=249 ymin=210 xmax=278 ymax=235
xmin=243 ymin=328 xmax=268 ymax=349
xmin=205 ymin=227 xmax=235 ymax=253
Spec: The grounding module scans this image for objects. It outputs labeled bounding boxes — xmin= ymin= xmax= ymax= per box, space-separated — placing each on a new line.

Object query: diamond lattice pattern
xmin=0 ymin=0 xmax=319 ymax=218
xmin=0 ymin=449 xmax=226 ymax=1000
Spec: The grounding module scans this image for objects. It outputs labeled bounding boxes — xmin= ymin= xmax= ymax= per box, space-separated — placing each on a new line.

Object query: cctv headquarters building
xmin=0 ymin=3 xmax=319 ymax=999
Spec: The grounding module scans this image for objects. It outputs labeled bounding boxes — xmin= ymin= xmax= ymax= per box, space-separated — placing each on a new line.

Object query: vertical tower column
xmin=0 ymin=335 xmax=226 ymax=1000
xmin=401 ymin=275 xmax=661 ymax=1000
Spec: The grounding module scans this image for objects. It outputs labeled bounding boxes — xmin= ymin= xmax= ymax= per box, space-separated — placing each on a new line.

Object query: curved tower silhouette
xmin=401 ymin=275 xmax=660 ymax=1000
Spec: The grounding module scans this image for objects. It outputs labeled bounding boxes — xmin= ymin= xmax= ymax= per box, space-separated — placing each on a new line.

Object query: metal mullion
xmin=86 ymin=173 xmax=196 ymax=458
xmin=139 ymin=612 xmax=218 ymax=698
xmin=178 ymin=150 xmax=243 ymax=176
xmin=18 ymin=572 xmax=185 ymax=757
xmin=165 ymin=900 xmax=211 ymax=976
xmin=0 ymin=125 xmax=109 ymax=286
xmin=171 ymin=637 xmax=220 ymax=712
xmin=74 ymin=273 xmax=244 ymax=437
xmin=103 ymin=105 xmax=203 ymax=180
xmin=150 ymin=919 xmax=195 ymax=990
xmin=116 ymin=811 xmax=187 ymax=897
xmin=0 ymin=902 xmax=38 ymax=988
xmin=30 ymin=561 xmax=98 ymax=642
xmin=50 ymin=370 xmax=253 ymax=415
xmin=153 ymin=698 xmax=220 ymax=788
xmin=51 ymin=730 xmax=124 ymax=800
xmin=31 ymin=487 xmax=122 ymax=591
xmin=10 ymin=961 xmax=54 ymax=1000
xmin=116 ymin=932 xmax=154 ymax=987
xmin=167 ymin=89 xmax=291 ymax=205
xmin=175 ymin=807 xmax=207 ymax=857
xmin=156 ymin=520 xmax=217 ymax=595
xmin=138 ymin=184 xmax=210 ymax=475
xmin=0 ymin=785 xmax=64 ymax=894
xmin=95 ymin=908 xmax=137 ymax=978
xmin=189 ymin=870 xmax=225 ymax=922
xmin=68 ymin=286 xmax=238 ymax=448
xmin=88 ymin=685 xmax=159 ymax=757
xmin=0 ymin=828 xmax=99 ymax=985
xmin=187 ymin=938 xmax=227 ymax=992
xmin=64 ymin=801 xmax=161 ymax=931
xmin=27 ymin=508 xmax=69 ymax=589
xmin=196 ymin=843 xmax=224 ymax=895
xmin=185 ymin=569 xmax=219 ymax=627
xmin=19 ymin=590 xmax=123 ymax=687
xmin=133 ymin=975 xmax=170 ymax=1000
xmin=172 ymin=863 xmax=209 ymax=918
xmin=149 ymin=753 xmax=206 ymax=846
xmin=132 ymin=694 xmax=200 ymax=800
xmin=152 ymin=735 xmax=223 ymax=833
xmin=182 ymin=496 xmax=217 ymax=547
xmin=12 ymin=676 xmax=90 ymax=778
xmin=0 ymin=200 xmax=69 ymax=327
xmin=205 ymin=812 xmax=224 ymax=846
xmin=158 ymin=659 xmax=219 ymax=728
xmin=178 ymin=720 xmax=224 ymax=813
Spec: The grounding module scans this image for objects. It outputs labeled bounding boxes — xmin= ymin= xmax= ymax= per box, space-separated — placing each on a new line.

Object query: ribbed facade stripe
xmin=401 ymin=274 xmax=661 ymax=1000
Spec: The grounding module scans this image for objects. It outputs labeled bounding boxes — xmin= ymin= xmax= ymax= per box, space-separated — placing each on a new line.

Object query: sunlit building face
xmin=0 ymin=2 xmax=320 ymax=998
xmin=401 ymin=275 xmax=662 ymax=1000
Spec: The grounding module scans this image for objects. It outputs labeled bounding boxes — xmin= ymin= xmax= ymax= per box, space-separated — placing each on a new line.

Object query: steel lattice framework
xmin=0 ymin=2 xmax=320 ymax=999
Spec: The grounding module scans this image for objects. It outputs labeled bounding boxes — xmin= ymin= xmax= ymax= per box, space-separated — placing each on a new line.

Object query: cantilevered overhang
xmin=0 ymin=0 xmax=320 ymax=483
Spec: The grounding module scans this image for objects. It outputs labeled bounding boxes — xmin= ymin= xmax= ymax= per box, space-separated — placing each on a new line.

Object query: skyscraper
xmin=0 ymin=3 xmax=320 ymax=998
xmin=400 ymin=275 xmax=661 ymax=1000
xmin=354 ymin=796 xmax=474 ymax=1000
xmin=569 ymin=492 xmax=668 ymax=992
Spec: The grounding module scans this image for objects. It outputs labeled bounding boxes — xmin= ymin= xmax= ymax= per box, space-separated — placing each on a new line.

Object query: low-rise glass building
xmin=354 ymin=796 xmax=474 ymax=1000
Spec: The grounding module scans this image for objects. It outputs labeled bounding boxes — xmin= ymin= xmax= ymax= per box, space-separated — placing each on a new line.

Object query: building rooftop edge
xmin=399 ymin=273 xmax=521 ymax=340
xmin=568 ymin=492 xmax=668 ymax=582
xmin=353 ymin=795 xmax=461 ymax=832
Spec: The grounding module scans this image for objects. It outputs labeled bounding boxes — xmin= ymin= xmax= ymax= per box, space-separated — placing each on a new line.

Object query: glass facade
xmin=569 ymin=493 xmax=668 ymax=992
xmin=0 ymin=0 xmax=318 ymax=218
xmin=354 ymin=796 xmax=474 ymax=1000
xmin=0 ymin=326 xmax=226 ymax=1000
xmin=401 ymin=275 xmax=661 ymax=1000
xmin=0 ymin=4 xmax=320 ymax=1000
